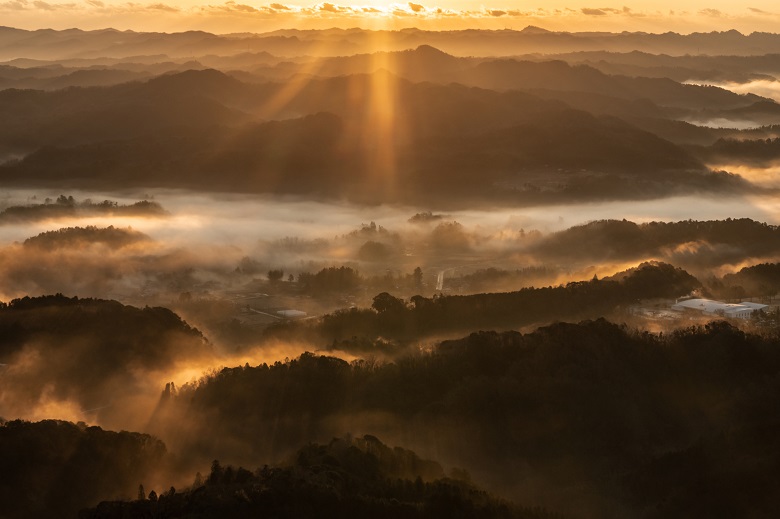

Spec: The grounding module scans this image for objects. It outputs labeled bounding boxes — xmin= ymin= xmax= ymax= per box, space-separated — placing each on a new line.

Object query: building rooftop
xmin=672 ymin=298 xmax=767 ymax=317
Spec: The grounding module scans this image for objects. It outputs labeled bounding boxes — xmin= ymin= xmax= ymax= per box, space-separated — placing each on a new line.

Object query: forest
xmin=4 ymin=317 xmax=780 ymax=517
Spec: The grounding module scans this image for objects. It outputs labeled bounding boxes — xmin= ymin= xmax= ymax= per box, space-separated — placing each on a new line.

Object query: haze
xmin=3 ymin=13 xmax=780 ymax=519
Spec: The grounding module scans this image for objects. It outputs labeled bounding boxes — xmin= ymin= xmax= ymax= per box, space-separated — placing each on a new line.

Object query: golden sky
xmin=1 ymin=1 xmax=779 ymax=34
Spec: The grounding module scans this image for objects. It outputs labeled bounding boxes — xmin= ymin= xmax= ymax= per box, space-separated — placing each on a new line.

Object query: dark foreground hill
xmin=152 ymin=319 xmax=780 ymax=518
xmin=3 ymin=316 xmax=780 ymax=518
xmin=83 ymin=435 xmax=546 ymax=519
xmin=0 ymin=420 xmax=166 ymax=519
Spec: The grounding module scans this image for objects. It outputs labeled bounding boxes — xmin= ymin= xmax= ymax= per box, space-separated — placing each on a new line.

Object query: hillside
xmin=0 ymin=69 xmax=732 ymax=205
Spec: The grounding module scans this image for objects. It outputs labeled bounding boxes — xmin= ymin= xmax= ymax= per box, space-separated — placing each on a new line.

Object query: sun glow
xmin=363 ymin=32 xmax=403 ymax=197
xmin=3 ymin=1 xmax=780 ymax=33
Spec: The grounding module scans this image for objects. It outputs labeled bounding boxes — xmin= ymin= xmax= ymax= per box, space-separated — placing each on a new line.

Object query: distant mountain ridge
xmin=4 ymin=26 xmax=780 ymax=60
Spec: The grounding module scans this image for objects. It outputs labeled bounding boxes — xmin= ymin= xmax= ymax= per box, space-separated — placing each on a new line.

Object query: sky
xmin=2 ymin=1 xmax=780 ymax=34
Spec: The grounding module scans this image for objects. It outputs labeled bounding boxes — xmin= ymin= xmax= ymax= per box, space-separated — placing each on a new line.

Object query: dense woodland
xmin=3 ymin=317 xmax=780 ymax=518
xmin=23 ymin=226 xmax=151 ymax=250
xmin=266 ymin=261 xmax=700 ymax=343
xmin=0 ymin=420 xmax=166 ymax=519
xmin=83 ymin=435 xmax=546 ymax=519
xmin=152 ymin=318 xmax=780 ymax=518
xmin=0 ymin=196 xmax=166 ymax=223
xmin=532 ymin=218 xmax=780 ymax=268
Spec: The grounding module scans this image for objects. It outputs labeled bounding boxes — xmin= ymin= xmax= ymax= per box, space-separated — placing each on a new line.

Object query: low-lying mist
xmin=3 ymin=188 xmax=780 ymax=424
xmin=700 ymin=78 xmax=780 ymax=103
xmin=1 ymin=187 xmax=779 ymax=304
xmin=2 ymin=188 xmax=779 ymax=440
xmin=0 ymin=294 xmax=358 ymax=436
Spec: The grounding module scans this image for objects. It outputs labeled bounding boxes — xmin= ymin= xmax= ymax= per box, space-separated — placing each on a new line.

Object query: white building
xmin=277 ymin=309 xmax=308 ymax=319
xmin=671 ymin=298 xmax=768 ymax=319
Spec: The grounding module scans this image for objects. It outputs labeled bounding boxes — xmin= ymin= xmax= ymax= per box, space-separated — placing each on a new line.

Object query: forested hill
xmin=532 ymin=218 xmax=780 ymax=266
xmin=3 ymin=317 xmax=780 ymax=518
xmin=153 ymin=319 xmax=780 ymax=517
xmin=83 ymin=435 xmax=545 ymax=519
xmin=0 ymin=295 xmax=210 ymax=429
xmin=269 ymin=261 xmax=700 ymax=343
xmin=0 ymin=420 xmax=166 ymax=519
xmin=0 ymin=69 xmax=732 ymax=206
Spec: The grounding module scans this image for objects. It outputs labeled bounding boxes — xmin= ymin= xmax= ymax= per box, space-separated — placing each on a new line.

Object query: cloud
xmin=33 ymin=0 xmax=64 ymax=10
xmin=4 ymin=0 xmax=780 ymax=33
xmin=581 ymin=7 xmax=607 ymax=16
xmin=218 ymin=1 xmax=258 ymax=12
xmin=579 ymin=6 xmax=635 ymax=16
xmin=319 ymin=2 xmax=342 ymax=13
xmin=147 ymin=2 xmax=179 ymax=11
xmin=698 ymin=8 xmax=723 ymax=17
xmin=0 ymin=0 xmax=179 ymax=12
xmin=0 ymin=0 xmax=29 ymax=9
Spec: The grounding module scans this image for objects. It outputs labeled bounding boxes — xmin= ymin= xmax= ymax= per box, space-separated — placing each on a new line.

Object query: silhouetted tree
xmin=413 ymin=267 xmax=423 ymax=289
xmin=372 ymin=292 xmax=405 ymax=314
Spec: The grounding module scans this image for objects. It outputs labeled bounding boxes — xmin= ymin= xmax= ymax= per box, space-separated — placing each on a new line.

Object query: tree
xmin=413 ymin=267 xmax=423 ymax=289
xmin=208 ymin=460 xmax=224 ymax=485
xmin=137 ymin=484 xmax=145 ymax=501
xmin=372 ymin=292 xmax=405 ymax=314
xmin=56 ymin=195 xmax=75 ymax=206
xmin=358 ymin=240 xmax=390 ymax=262
xmin=268 ymin=269 xmax=284 ymax=282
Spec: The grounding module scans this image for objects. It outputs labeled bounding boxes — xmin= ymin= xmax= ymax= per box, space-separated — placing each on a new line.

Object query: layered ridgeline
xmin=4 ymin=26 xmax=780 ymax=59
xmin=0 ymin=64 xmax=763 ymax=205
